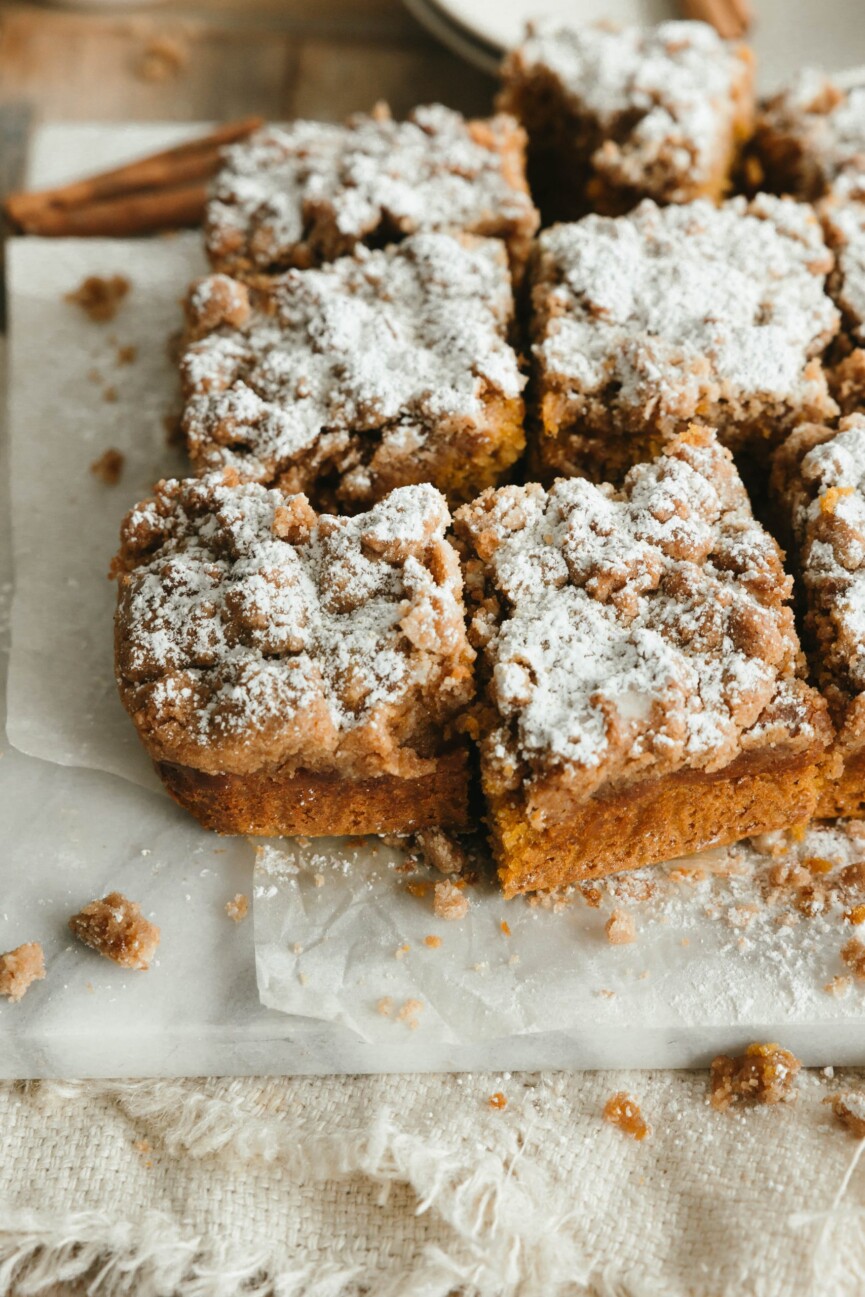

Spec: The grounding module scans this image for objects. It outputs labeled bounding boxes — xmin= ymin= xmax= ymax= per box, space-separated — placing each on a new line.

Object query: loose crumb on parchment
xmin=68 ymin=892 xmax=160 ymax=970
xmin=0 ymin=942 xmax=45 ymax=1002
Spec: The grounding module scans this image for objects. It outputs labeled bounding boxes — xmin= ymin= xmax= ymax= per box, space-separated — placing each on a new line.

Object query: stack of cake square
xmin=113 ymin=19 xmax=865 ymax=898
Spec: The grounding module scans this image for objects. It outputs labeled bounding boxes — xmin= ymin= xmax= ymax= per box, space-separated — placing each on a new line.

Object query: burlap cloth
xmin=2 ymin=1067 xmax=865 ymax=1296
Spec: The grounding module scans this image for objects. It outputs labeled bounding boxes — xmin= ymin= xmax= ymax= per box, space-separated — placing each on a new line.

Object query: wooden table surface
xmin=0 ymin=0 xmax=496 ymax=124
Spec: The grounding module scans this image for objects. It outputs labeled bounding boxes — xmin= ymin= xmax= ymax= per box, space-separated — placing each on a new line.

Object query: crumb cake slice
xmin=528 ymin=195 xmax=840 ymax=486
xmin=822 ymin=199 xmax=865 ymax=414
xmin=180 ymin=233 xmax=526 ymax=512
xmin=498 ymin=20 xmax=754 ymax=221
xmin=455 ymin=426 xmax=832 ymax=896
xmin=205 ymin=104 xmax=539 ymax=281
xmin=755 ymin=70 xmax=865 ymax=202
xmin=113 ymin=475 xmax=476 ymax=836
xmin=771 ymin=415 xmax=865 ymax=817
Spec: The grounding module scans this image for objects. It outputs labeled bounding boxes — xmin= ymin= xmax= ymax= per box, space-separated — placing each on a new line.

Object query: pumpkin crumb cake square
xmin=180 ymin=233 xmax=526 ymax=512
xmin=527 ymin=195 xmax=840 ymax=486
xmin=498 ymin=20 xmax=755 ymax=222
xmin=454 ymin=426 xmax=832 ymax=896
xmin=204 ymin=104 xmax=539 ymax=281
xmin=771 ymin=415 xmax=865 ymax=817
xmin=754 ymin=70 xmax=865 ymax=203
xmin=112 ymin=476 xmax=476 ymax=837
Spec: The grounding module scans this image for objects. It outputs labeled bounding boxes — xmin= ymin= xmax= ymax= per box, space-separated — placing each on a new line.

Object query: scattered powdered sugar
xmin=455 ymin=428 xmax=822 ymax=796
xmin=533 ymin=195 xmax=839 ymax=428
xmin=181 ymin=233 xmax=524 ymax=501
xmin=205 ymin=104 xmax=537 ymax=273
xmin=759 ymin=70 xmax=865 ymax=201
xmin=505 ymin=20 xmax=750 ymax=195
xmin=824 ymin=199 xmax=865 ymax=339
xmin=114 ymin=476 xmax=475 ymax=777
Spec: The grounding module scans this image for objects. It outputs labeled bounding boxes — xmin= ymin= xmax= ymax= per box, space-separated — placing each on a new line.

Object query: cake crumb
xmin=414 ymin=827 xmax=468 ymax=875
xmin=489 ymin=1091 xmax=508 ymax=1110
xmin=500 ymin=920 xmax=511 ymax=937
xmin=68 ymin=892 xmax=160 ymax=970
xmin=825 ymin=975 xmax=852 ymax=998
xmin=709 ymin=1042 xmax=801 ymax=1111
xmin=434 ymin=879 xmax=469 ymax=921
xmin=136 ymin=34 xmax=188 ymax=82
xmin=605 ymin=910 xmax=636 ymax=945
xmin=376 ymin=996 xmax=393 ymax=1017
xmin=66 ymin=274 xmax=130 ymax=322
xmin=116 ymin=344 xmax=137 ymax=366
xmin=225 ymin=893 xmax=248 ymax=923
xmin=313 ymin=873 xmax=325 ymax=888
xmin=826 ymin=1091 xmax=865 ymax=1138
xmin=397 ymin=998 xmax=423 ymax=1028
xmin=90 ymin=448 xmax=125 ymax=486
xmin=603 ymin=1092 xmax=650 ymax=1140
xmin=423 ymin=934 xmax=442 ymax=949
xmin=395 ymin=943 xmax=410 ymax=960
xmin=841 ymin=938 xmax=865 ymax=979
xmin=292 ymin=942 xmax=303 ymax=955
xmin=0 ymin=942 xmax=45 ymax=1002
xmin=846 ymin=905 xmax=865 ymax=926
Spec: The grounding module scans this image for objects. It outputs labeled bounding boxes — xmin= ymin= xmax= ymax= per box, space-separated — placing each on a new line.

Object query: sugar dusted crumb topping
xmin=759 ymin=71 xmax=865 ymax=201
xmin=114 ymin=476 xmax=475 ymax=779
xmin=602 ymin=1091 xmax=650 ymax=1139
xmin=205 ymin=105 xmax=537 ymax=274
xmin=68 ymin=892 xmax=160 ymax=971
xmin=710 ymin=1042 xmax=801 ymax=1111
xmin=455 ymin=426 xmax=826 ymax=804
xmin=225 ymin=893 xmax=249 ymax=922
xmin=532 ymin=196 xmax=838 ymax=434
xmin=826 ymin=1090 xmax=865 ymax=1137
xmin=433 ymin=879 xmax=469 ymax=921
xmin=181 ymin=234 xmax=524 ymax=507
xmin=773 ymin=415 xmax=865 ymax=746
xmin=0 ymin=943 xmax=45 ymax=1003
xmin=504 ymin=20 xmax=750 ymax=198
xmin=605 ymin=909 xmax=636 ymax=945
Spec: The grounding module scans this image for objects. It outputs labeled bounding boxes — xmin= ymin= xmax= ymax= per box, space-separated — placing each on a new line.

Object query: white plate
xmin=408 ymin=0 xmax=865 ymax=89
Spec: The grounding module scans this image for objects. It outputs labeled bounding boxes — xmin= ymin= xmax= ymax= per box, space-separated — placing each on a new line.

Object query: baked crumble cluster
xmin=204 ymin=104 xmax=539 ymax=280
xmin=755 ymin=71 xmax=865 ymax=203
xmin=499 ymin=20 xmax=755 ymax=220
xmin=113 ymin=475 xmax=475 ymax=835
xmin=528 ymin=195 xmax=840 ymax=484
xmin=0 ymin=943 xmax=45 ymax=1003
xmin=709 ymin=1042 xmax=801 ymax=1111
xmin=68 ymin=893 xmax=160 ymax=971
xmin=455 ymin=426 xmax=831 ymax=893
xmin=180 ymin=234 xmax=526 ymax=511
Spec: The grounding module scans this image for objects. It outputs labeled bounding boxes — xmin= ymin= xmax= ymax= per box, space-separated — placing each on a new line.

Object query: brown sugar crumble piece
xmin=90 ymin=448 xmax=125 ymax=486
xmin=771 ymin=416 xmax=865 ymax=817
xmin=709 ymin=1042 xmax=801 ymax=1111
xmin=841 ymin=937 xmax=865 ymax=980
xmin=112 ymin=478 xmax=476 ymax=838
xmin=205 ymin=105 xmax=538 ymax=281
xmin=754 ymin=71 xmax=865 ymax=203
xmin=489 ymin=1091 xmax=508 ymax=1110
xmin=397 ymin=998 xmax=423 ymax=1029
xmin=225 ymin=893 xmax=249 ymax=923
xmin=0 ymin=943 xmax=45 ymax=1003
xmin=605 ymin=910 xmax=637 ymax=945
xmin=65 ymin=275 xmax=130 ymax=323
xmin=433 ymin=880 xmax=469 ymax=922
xmin=499 ymin=20 xmax=754 ymax=222
xmin=413 ymin=827 xmax=469 ymax=876
xmin=180 ymin=234 xmax=526 ymax=511
xmin=602 ymin=1092 xmax=650 ymax=1140
xmin=826 ymin=1091 xmax=865 ymax=1138
xmin=527 ymin=195 xmax=839 ymax=486
xmin=454 ymin=426 xmax=832 ymax=896
xmin=423 ymin=934 xmax=443 ymax=949
xmin=68 ymin=892 xmax=160 ymax=971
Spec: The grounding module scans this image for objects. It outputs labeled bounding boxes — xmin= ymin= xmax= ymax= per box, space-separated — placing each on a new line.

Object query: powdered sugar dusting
xmin=506 ymin=20 xmax=750 ymax=196
xmin=759 ymin=70 xmax=865 ymax=201
xmin=456 ymin=428 xmax=823 ymax=799
xmin=824 ymin=199 xmax=865 ymax=340
xmin=114 ymin=477 xmax=475 ymax=778
xmin=205 ymin=105 xmax=537 ymax=274
xmin=181 ymin=233 xmax=525 ymax=506
xmin=533 ymin=196 xmax=839 ymax=435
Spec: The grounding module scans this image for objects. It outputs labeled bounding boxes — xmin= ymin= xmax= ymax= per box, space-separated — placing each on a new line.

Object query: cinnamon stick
xmin=4 ymin=115 xmax=262 ymax=234
xmin=680 ymin=0 xmax=752 ymax=39
xmin=17 ymin=181 xmax=208 ymax=238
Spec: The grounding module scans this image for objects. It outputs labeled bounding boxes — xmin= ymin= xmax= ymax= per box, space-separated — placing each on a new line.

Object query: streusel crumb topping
xmin=114 ymin=476 xmax=475 ymax=778
xmin=68 ymin=893 xmax=160 ymax=971
xmin=0 ymin=943 xmax=45 ymax=1003
xmin=505 ymin=20 xmax=749 ymax=196
xmin=456 ymin=426 xmax=825 ymax=801
xmin=205 ymin=104 xmax=537 ymax=273
xmin=181 ymin=233 xmax=524 ymax=501
xmin=823 ymin=199 xmax=865 ymax=340
xmin=533 ymin=196 xmax=838 ymax=430
xmin=759 ymin=71 xmax=865 ymax=201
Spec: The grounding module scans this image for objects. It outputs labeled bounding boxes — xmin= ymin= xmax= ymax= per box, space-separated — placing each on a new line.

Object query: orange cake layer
xmin=181 ymin=233 xmax=526 ymax=512
xmin=499 ymin=20 xmax=754 ymax=222
xmin=527 ymin=195 xmax=840 ymax=484
xmin=455 ymin=426 xmax=832 ymax=894
xmin=205 ymin=104 xmax=539 ymax=281
xmin=113 ymin=475 xmax=476 ymax=836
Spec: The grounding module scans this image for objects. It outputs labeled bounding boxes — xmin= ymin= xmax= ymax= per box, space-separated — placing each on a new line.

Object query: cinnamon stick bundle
xmin=5 ymin=115 xmax=263 ymax=238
